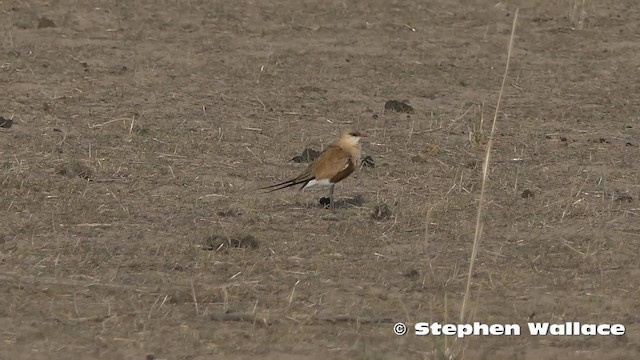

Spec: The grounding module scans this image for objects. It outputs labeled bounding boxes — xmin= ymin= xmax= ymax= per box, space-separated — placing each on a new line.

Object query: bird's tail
xmin=259 ymin=178 xmax=312 ymax=193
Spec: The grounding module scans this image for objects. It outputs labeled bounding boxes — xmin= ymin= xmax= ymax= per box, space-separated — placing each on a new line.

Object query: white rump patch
xmin=303 ymin=178 xmax=332 ymax=189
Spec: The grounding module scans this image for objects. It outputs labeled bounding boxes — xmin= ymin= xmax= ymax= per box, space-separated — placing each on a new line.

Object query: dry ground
xmin=2 ymin=0 xmax=640 ymax=359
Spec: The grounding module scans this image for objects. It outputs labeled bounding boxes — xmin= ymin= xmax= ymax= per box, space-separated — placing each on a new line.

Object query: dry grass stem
xmin=460 ymin=8 xmax=519 ymax=323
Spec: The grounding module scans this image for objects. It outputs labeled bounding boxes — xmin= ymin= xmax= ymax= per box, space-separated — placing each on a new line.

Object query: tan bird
xmin=261 ymin=129 xmax=367 ymax=209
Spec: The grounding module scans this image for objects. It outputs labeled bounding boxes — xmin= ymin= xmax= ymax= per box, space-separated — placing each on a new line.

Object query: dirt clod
xmin=37 ymin=17 xmax=56 ymax=28
xmin=0 ymin=116 xmax=12 ymax=129
xmin=361 ymin=155 xmax=375 ymax=168
xmin=615 ymin=191 xmax=633 ymax=203
xmin=319 ymin=197 xmax=331 ymax=208
xmin=319 ymin=194 xmax=365 ymax=209
xmin=405 ymin=268 xmax=419 ymax=279
xmin=291 ymin=148 xmax=320 ymax=163
xmin=217 ymin=208 xmax=243 ymax=217
xmin=371 ymin=204 xmax=392 ymax=220
xmin=384 ymin=100 xmax=414 ymax=113
xmin=521 ymin=189 xmax=534 ymax=199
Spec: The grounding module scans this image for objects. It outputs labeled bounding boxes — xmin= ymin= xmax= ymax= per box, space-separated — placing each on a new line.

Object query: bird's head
xmin=342 ymin=129 xmax=367 ymax=146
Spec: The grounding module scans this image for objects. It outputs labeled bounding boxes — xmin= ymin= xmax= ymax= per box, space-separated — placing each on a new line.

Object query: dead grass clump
xmin=411 ymin=143 xmax=440 ymax=163
xmin=569 ymin=0 xmax=587 ymax=30
xmin=56 ymin=161 xmax=93 ymax=180
xmin=467 ymin=103 xmax=487 ymax=148
xmin=203 ymin=234 xmax=259 ymax=250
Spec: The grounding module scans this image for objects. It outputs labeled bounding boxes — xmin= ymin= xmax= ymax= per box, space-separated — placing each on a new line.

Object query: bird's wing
xmin=311 ymin=145 xmax=354 ymax=182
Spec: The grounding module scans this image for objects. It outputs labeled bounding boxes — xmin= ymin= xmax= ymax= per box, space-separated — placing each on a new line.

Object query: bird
xmin=260 ymin=129 xmax=367 ymax=210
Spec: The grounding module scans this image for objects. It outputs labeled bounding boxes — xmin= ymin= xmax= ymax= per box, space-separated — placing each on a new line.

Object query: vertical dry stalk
xmin=191 ymin=280 xmax=199 ymax=315
xmin=459 ymin=9 xmax=519 ymax=323
xmin=571 ymin=0 xmax=587 ymax=30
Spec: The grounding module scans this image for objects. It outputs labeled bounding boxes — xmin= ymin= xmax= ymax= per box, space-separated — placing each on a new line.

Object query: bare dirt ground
xmin=2 ymin=0 xmax=640 ymax=359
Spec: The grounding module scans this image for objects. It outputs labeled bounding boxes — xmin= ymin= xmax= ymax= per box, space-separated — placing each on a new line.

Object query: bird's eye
xmin=349 ymin=131 xmax=361 ymax=137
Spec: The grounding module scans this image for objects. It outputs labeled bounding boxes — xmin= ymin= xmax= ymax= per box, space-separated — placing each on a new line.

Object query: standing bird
xmin=260 ymin=129 xmax=367 ymax=210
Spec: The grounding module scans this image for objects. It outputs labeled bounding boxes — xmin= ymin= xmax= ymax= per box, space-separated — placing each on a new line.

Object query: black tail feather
xmin=260 ymin=178 xmax=312 ymax=193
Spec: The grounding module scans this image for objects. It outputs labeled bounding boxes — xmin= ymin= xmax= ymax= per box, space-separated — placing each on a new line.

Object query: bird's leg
xmin=328 ymin=184 xmax=335 ymax=211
